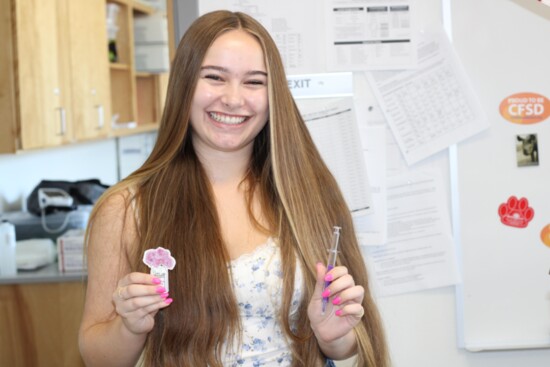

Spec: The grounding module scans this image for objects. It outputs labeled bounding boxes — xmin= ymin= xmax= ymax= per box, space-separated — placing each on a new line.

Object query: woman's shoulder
xmin=95 ymin=183 xmax=137 ymax=213
xmin=90 ymin=185 xmax=138 ymax=233
xmin=87 ymin=185 xmax=140 ymax=255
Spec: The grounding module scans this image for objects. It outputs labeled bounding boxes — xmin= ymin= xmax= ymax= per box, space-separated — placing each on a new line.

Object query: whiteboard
xmin=452 ymin=0 xmax=550 ymax=351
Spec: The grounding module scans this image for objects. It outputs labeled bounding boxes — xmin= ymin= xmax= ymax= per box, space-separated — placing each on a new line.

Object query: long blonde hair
xmin=88 ymin=10 xmax=389 ymax=367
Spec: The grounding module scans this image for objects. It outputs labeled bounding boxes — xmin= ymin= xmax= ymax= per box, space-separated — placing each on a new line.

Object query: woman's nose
xmin=221 ymin=84 xmax=245 ymax=109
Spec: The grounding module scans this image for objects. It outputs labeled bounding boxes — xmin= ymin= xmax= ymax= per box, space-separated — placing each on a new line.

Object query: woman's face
xmin=190 ymin=29 xmax=269 ymax=156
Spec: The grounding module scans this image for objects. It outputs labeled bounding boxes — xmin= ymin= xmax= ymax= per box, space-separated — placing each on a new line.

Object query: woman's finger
xmin=117 ymin=272 xmax=160 ymax=288
xmin=116 ymin=283 xmax=167 ymax=301
xmin=324 ymin=273 xmax=355 ymax=298
xmin=331 ymin=285 xmax=364 ymax=306
xmin=116 ymin=293 xmax=171 ymax=315
xmin=323 ymin=266 xmax=349 ymax=282
xmin=334 ymin=302 xmax=365 ymax=319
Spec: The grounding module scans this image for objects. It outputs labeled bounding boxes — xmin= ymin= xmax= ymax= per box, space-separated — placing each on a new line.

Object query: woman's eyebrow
xmin=201 ymin=65 xmax=267 ymax=77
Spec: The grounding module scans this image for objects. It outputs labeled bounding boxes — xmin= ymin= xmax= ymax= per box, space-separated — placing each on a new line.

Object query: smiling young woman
xmin=79 ymin=10 xmax=389 ymax=367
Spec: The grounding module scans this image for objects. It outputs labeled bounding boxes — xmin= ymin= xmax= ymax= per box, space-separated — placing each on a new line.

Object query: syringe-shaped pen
xmin=322 ymin=226 xmax=341 ymax=315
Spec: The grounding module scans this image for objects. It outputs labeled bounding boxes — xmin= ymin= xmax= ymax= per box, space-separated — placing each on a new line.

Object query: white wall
xmin=0 ymin=139 xmax=118 ymax=213
xmin=375 ymin=287 xmax=550 ymax=367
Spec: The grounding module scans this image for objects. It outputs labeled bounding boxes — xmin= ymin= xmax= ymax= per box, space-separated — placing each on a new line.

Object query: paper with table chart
xmin=198 ymin=0 xmax=326 ymax=74
xmin=297 ymin=98 xmax=373 ymax=215
xmin=325 ymin=0 xmax=417 ymax=71
xmin=200 ymin=0 xmax=418 ymax=74
xmin=366 ymin=29 xmax=489 ymax=165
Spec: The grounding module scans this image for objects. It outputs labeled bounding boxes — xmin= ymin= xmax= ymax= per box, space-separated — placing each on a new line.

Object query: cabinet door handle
xmin=95 ymin=104 xmax=104 ymax=130
xmin=56 ymin=107 xmax=67 ymax=136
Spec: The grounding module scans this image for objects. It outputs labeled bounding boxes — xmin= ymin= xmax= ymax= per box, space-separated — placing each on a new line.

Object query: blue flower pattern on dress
xmin=224 ymin=238 xmax=303 ymax=367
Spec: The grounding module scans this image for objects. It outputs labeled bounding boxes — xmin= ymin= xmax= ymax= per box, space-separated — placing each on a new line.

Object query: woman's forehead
xmin=202 ymin=30 xmax=267 ymax=73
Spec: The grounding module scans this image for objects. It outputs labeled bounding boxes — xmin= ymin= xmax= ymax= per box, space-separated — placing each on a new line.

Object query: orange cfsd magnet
xmin=541 ymin=224 xmax=550 ymax=248
xmin=499 ymin=92 xmax=550 ymax=124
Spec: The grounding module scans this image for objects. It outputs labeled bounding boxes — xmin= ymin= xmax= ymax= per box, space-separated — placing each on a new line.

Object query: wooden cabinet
xmin=0 ymin=0 xmax=173 ymax=154
xmin=68 ymin=0 xmax=112 ymax=141
xmin=0 ymin=282 xmax=86 ymax=367
xmin=107 ymin=0 xmax=171 ymax=135
xmin=0 ymin=0 xmax=111 ymax=153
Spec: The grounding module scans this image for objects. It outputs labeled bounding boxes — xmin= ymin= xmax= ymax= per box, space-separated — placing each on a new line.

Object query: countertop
xmin=0 ymin=262 xmax=86 ymax=285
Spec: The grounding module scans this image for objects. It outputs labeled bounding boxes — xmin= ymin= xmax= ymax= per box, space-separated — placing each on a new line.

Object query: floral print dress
xmin=223 ymin=238 xmax=303 ymax=366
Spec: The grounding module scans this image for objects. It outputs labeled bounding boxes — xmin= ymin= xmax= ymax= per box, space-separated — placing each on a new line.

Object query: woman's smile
xmin=208 ymin=111 xmax=249 ymax=125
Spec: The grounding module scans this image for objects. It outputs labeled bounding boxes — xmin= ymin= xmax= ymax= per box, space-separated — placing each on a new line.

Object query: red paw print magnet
xmin=498 ymin=196 xmax=534 ymax=228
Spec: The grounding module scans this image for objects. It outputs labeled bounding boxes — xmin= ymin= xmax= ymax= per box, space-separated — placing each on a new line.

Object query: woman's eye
xmin=246 ymin=80 xmax=266 ymax=86
xmin=204 ymin=74 xmax=223 ymax=81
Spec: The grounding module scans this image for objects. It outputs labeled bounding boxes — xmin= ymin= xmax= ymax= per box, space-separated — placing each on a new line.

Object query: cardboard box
xmin=133 ymin=14 xmax=168 ymax=44
xmin=57 ymin=229 xmax=86 ymax=272
xmin=135 ymin=43 xmax=170 ymax=72
xmin=58 ymin=254 xmax=87 ymax=272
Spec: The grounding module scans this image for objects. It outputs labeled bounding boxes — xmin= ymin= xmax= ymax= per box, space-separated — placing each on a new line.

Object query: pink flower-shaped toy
xmin=143 ymin=247 xmax=176 ymax=291
xmin=143 ymin=247 xmax=176 ymax=269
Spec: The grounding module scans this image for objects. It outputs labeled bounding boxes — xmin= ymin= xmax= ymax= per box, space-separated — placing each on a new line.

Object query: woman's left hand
xmin=307 ymin=262 xmax=365 ymax=345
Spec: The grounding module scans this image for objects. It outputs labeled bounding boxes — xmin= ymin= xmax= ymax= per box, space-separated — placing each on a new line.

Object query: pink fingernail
xmin=152 ymin=278 xmax=161 ymax=285
xmin=324 ymin=273 xmax=333 ymax=282
xmin=160 ymin=292 xmax=169 ymax=299
xmin=156 ymin=286 xmax=166 ymax=294
xmin=165 ymin=298 xmax=173 ymax=305
xmin=321 ymin=289 xmax=330 ymax=298
xmin=335 ymin=309 xmax=343 ymax=316
xmin=332 ymin=296 xmax=341 ymax=305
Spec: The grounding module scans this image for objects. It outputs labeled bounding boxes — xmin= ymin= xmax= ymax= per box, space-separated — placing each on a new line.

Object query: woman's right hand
xmin=113 ymin=272 xmax=173 ymax=335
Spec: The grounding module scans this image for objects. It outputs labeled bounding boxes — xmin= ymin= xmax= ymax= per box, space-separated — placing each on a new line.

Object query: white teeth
xmin=209 ymin=112 xmax=246 ymax=125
